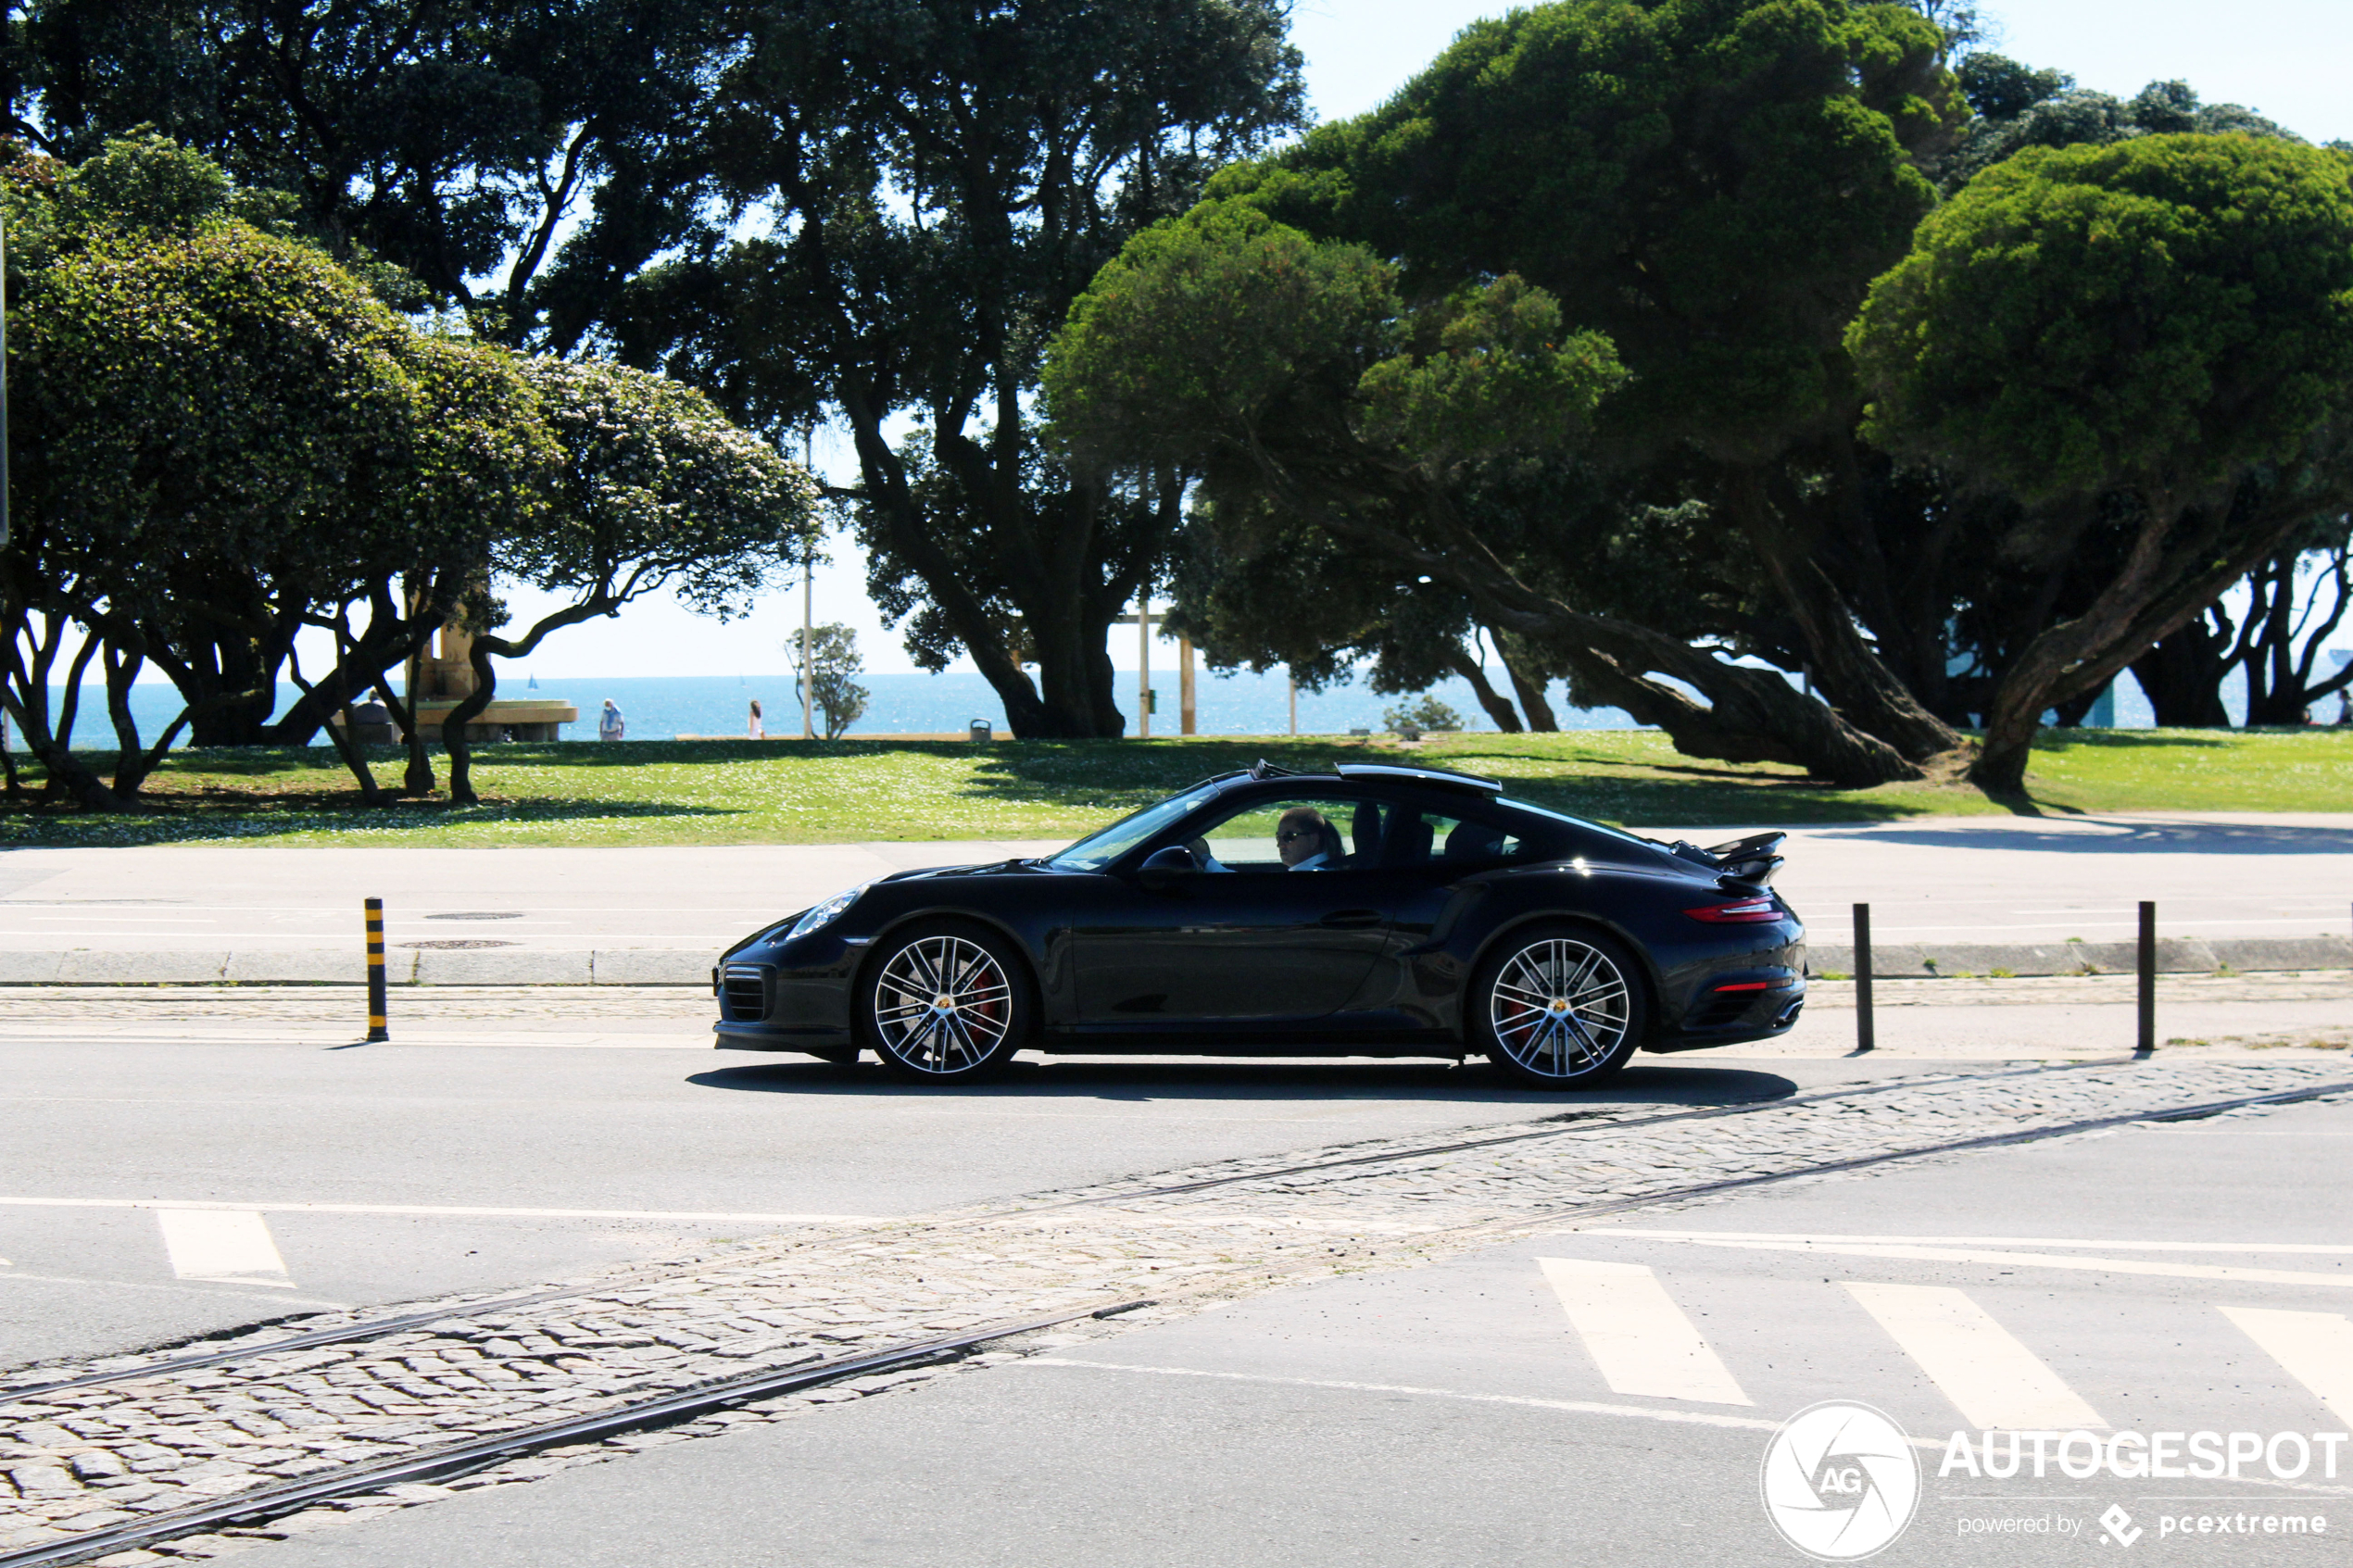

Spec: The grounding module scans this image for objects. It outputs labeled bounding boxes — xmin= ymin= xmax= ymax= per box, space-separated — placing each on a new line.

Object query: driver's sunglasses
xmin=1277 ymin=829 xmax=1314 ymax=844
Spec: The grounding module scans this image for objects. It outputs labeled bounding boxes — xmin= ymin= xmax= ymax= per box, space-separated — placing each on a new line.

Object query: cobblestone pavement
xmin=5 ymin=1055 xmax=2350 ymax=1563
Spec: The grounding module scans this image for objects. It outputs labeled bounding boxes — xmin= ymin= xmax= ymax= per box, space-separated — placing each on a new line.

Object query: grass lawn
xmin=2 ymin=725 xmax=2347 ymax=849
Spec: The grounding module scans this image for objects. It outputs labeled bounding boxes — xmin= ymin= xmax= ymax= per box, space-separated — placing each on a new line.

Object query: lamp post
xmin=800 ymin=427 xmax=814 ymax=740
xmin=1 ymin=206 xmax=10 ymax=552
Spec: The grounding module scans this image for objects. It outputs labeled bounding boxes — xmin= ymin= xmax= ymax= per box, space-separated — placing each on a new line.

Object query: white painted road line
xmin=155 ymin=1209 xmax=294 ymax=1289
xmin=1667 ymin=1238 xmax=2353 ymax=1291
xmin=0 ymin=1196 xmax=876 ymax=1224
xmin=1844 ymin=1282 xmax=2105 ymax=1431
xmin=2221 ymin=1307 xmax=2353 ymax=1428
xmin=1026 ymin=1358 xmax=1793 ymax=1436
xmin=1537 ymin=1257 xmax=1752 ymax=1405
xmin=1598 ymin=1229 xmax=2353 ymax=1256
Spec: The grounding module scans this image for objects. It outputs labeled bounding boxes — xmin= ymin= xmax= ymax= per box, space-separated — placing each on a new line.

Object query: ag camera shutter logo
xmin=1760 ymin=1401 xmax=1921 ymax=1560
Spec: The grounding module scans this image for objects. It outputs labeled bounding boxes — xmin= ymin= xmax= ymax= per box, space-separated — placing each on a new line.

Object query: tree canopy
xmin=1850 ymin=132 xmax=2353 ymax=785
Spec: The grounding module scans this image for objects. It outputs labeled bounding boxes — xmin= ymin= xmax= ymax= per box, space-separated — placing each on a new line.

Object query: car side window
xmin=1186 ymin=795 xmax=1387 ymax=872
xmin=1382 ymin=809 xmax=1526 ymax=867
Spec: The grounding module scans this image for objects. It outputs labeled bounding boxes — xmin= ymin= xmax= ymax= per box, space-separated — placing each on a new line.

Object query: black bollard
xmin=1854 ymin=902 xmax=1875 ymax=1054
xmin=2137 ymin=899 xmax=2156 ymax=1054
xmin=365 ymin=897 xmax=390 ymax=1043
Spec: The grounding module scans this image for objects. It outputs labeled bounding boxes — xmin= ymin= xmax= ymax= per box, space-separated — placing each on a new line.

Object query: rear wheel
xmin=860 ymin=922 xmax=1031 ymax=1081
xmin=1472 ymin=925 xmax=1645 ymax=1089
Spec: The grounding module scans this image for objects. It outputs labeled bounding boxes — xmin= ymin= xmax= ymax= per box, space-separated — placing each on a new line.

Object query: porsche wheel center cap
xmin=1547 ymin=999 xmax=1568 ymax=1013
xmin=934 ymin=996 xmax=956 ymax=1011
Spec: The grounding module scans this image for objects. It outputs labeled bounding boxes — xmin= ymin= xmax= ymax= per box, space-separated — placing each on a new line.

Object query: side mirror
xmin=1137 ymin=845 xmax=1197 ymax=892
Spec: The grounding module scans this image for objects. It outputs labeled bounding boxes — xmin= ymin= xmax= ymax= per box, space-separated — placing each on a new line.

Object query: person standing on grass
xmin=599 ymin=699 xmax=624 ymax=741
xmin=749 ymin=698 xmax=764 ymax=739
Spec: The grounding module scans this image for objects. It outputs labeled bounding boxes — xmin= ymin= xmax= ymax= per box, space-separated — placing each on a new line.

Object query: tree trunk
xmin=0 ymin=624 xmax=145 ymax=811
xmin=1499 ymin=654 xmax=1559 ymax=731
xmin=1732 ymin=467 xmax=1964 ymax=762
xmin=1971 ymin=494 xmax=2313 ymax=792
xmin=1279 ymin=478 xmax=1925 ymax=787
xmin=1441 ymin=646 xmax=1521 ymax=732
xmin=442 ymin=643 xmax=500 ymax=807
xmin=2128 ymin=618 xmax=2233 ymax=727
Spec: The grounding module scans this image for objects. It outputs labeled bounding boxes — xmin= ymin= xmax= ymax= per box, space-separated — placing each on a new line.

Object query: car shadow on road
xmin=686 ymin=1057 xmax=1801 ymax=1108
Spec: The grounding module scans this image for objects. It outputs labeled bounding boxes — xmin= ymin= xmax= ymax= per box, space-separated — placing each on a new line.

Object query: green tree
xmin=438 ymin=357 xmax=821 ymax=802
xmin=617 ymin=0 xmax=1303 ymax=738
xmin=0 ymin=136 xmax=551 ymax=809
xmin=1849 ymin=133 xmax=2353 ymax=788
xmin=1048 ymin=198 xmax=1939 ymax=786
xmin=19 ymin=0 xmax=734 ymax=348
xmin=787 ymin=623 xmax=869 ymax=741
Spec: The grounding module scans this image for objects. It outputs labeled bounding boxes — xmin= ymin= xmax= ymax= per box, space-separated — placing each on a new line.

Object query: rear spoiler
xmin=1663 ymin=831 xmax=1788 ymax=887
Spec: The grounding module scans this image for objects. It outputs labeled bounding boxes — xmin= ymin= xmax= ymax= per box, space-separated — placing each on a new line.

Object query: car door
xmin=1070 ymin=790 xmax=1400 ymax=1030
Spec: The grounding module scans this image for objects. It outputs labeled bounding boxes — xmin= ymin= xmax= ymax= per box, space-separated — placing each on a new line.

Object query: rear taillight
xmin=1684 ymin=897 xmax=1780 ymax=923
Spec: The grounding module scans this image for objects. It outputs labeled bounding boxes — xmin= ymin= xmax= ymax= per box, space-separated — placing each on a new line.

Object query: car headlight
xmin=786 ymin=882 xmax=873 ymax=943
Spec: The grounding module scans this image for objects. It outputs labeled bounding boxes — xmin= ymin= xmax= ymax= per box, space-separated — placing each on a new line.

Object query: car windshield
xmin=1047 ymin=785 xmax=1220 ymax=872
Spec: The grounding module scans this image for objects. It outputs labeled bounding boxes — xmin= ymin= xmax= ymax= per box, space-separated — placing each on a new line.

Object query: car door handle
xmin=1318 ymin=909 xmax=1384 ymax=929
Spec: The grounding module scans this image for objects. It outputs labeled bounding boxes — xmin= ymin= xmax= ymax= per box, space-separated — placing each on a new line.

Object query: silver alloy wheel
xmin=871 ymin=934 xmax=1014 ymax=1074
xmin=1487 ymin=935 xmax=1632 ymax=1080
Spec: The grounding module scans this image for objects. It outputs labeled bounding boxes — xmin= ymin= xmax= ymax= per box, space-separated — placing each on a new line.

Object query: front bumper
xmin=711 ymin=935 xmax=865 ymax=1049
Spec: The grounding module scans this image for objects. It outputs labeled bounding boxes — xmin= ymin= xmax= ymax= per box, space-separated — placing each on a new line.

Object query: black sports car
xmin=712 ymin=760 xmax=1805 ymax=1088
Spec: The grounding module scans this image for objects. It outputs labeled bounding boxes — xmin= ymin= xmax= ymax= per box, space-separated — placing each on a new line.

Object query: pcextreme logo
xmin=1761 ymin=1401 xmax=1923 ymax=1561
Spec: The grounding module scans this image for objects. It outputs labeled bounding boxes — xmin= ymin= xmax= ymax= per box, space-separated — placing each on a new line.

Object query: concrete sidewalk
xmin=0 ymin=812 xmax=2345 ymax=985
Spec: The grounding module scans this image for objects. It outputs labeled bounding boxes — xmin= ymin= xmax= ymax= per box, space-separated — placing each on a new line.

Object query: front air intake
xmin=721 ymin=964 xmax=769 ymax=1021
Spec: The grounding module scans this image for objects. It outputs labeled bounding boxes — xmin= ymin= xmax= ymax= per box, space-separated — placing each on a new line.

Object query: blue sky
xmin=494 ymin=0 xmax=2353 ymax=682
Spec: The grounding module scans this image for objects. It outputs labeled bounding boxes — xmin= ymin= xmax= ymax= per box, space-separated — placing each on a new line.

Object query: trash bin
xmin=968 ymin=719 xmax=993 ymax=742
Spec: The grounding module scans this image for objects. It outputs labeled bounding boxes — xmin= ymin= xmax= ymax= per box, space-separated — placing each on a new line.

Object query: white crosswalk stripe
xmin=1538 ymin=1257 xmax=1752 ymax=1405
xmin=155 ymin=1208 xmax=295 ymax=1288
xmin=2220 ymin=1306 xmax=2353 ymax=1428
xmin=1840 ymin=1282 xmax=2104 ymax=1430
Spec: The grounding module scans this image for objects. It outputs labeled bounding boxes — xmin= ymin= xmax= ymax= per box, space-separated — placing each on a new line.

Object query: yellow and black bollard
xmin=364 ymin=897 xmax=390 ymax=1042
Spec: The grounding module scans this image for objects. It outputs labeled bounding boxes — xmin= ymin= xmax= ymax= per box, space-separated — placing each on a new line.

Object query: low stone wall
xmin=1804 ymin=935 xmax=2353 ymax=978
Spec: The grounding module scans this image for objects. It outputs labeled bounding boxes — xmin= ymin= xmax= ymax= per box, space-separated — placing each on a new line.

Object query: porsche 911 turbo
xmin=712 ymin=760 xmax=1805 ymax=1088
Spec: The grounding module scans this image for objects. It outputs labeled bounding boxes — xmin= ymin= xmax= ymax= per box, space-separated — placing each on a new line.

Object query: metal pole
xmin=363 ymin=898 xmax=389 ymax=1043
xmin=1853 ymin=902 xmax=1874 ymax=1053
xmin=1288 ymin=670 xmax=1297 ymax=737
xmin=2137 ymin=899 xmax=2157 ymax=1053
xmin=1138 ymin=591 xmax=1151 ymax=739
xmin=802 ymin=429 xmax=814 ymax=740
xmin=1 ymin=207 xmax=10 ymax=551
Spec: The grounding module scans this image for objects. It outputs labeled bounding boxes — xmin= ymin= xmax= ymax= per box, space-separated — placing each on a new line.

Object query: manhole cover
xmin=396 ymin=939 xmax=522 ymax=950
xmin=425 ymin=912 xmax=525 ymax=921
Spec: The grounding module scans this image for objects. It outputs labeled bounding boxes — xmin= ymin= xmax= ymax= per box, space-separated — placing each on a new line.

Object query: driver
xmin=1277 ymin=807 xmax=1341 ymax=871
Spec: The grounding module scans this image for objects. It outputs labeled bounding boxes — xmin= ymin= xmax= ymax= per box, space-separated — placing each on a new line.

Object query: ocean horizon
xmin=19 ymin=667 xmax=1651 ymax=750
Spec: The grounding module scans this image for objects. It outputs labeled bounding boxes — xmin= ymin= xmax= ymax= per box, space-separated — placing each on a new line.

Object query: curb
xmin=1804 ymin=935 xmax=2353 ymax=979
xmin=0 ymin=949 xmax=716 ymax=985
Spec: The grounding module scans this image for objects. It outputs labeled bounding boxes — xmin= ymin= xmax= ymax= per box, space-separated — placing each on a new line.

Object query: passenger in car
xmin=1277 ymin=807 xmax=1342 ymax=871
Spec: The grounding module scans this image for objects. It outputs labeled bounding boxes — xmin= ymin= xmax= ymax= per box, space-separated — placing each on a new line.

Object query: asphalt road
xmin=244 ymin=1098 xmax=2353 ymax=1568
xmin=0 ymin=1033 xmax=1979 ymax=1371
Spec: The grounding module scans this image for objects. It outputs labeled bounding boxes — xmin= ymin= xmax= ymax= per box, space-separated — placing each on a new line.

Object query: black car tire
xmin=859 ymin=922 xmax=1033 ymax=1081
xmin=1470 ymin=923 xmax=1646 ymax=1089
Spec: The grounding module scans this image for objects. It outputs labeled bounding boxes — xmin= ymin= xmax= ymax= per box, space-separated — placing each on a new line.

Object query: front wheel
xmin=1471 ymin=926 xmax=1646 ymax=1089
xmin=859 ymin=922 xmax=1032 ymax=1081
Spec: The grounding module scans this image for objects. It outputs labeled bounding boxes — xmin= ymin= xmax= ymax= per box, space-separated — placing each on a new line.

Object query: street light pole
xmin=1 ymin=207 xmax=11 ymax=552
xmin=801 ymin=427 xmax=814 ymax=740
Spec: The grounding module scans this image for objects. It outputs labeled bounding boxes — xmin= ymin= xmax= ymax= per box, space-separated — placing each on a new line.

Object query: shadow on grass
xmin=687 ymin=1056 xmax=1801 ymax=1106
xmin=0 ymin=793 xmax=741 ymax=846
xmin=1804 ymin=817 xmax=2353 ymax=853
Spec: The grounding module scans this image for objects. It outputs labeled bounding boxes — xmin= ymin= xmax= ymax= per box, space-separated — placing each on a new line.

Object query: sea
xmin=18 ymin=667 xmax=1647 ymax=749
xmin=12 ymin=659 xmax=2196 ymax=752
